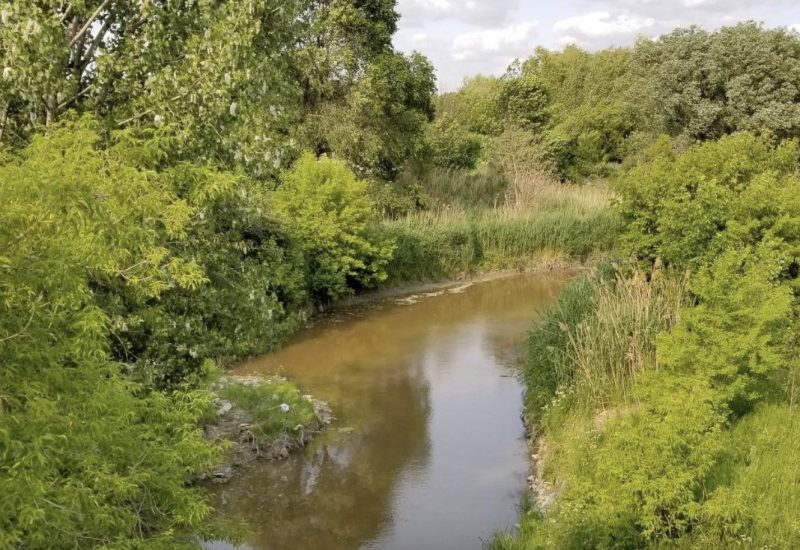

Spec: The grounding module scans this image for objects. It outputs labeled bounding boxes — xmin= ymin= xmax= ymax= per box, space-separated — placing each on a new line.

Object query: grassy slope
xmin=496 ymin=267 xmax=800 ymax=549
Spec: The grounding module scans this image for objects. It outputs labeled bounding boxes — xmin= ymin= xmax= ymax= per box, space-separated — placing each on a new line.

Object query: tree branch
xmin=58 ymin=4 xmax=73 ymax=24
xmin=77 ymin=14 xmax=114 ymax=73
xmin=58 ymin=84 xmax=95 ymax=110
xmin=0 ymin=102 xmax=8 ymax=143
xmin=69 ymin=0 xmax=110 ymax=48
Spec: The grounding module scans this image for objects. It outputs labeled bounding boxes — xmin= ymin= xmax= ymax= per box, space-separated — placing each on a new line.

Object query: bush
xmin=100 ymin=163 xmax=309 ymax=387
xmin=273 ymin=153 xmax=395 ymax=302
xmin=0 ymin=117 xmax=224 ymax=548
xmin=617 ymin=133 xmax=800 ymax=270
xmin=427 ymin=116 xmax=483 ymax=170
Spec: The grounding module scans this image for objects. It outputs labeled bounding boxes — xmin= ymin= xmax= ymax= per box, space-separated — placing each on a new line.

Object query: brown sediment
xmin=334 ymin=254 xmax=592 ymax=309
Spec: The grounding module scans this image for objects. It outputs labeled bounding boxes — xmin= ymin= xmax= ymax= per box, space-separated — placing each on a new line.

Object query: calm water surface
xmin=207 ymin=272 xmax=570 ymax=550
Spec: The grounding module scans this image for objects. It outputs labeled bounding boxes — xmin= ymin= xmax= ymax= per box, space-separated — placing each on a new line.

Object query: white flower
xmin=279 ymin=403 xmax=290 ymax=413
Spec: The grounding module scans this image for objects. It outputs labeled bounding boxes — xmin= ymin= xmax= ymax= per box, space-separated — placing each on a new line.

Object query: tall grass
xmin=380 ymin=182 xmax=618 ymax=284
xmin=565 ymin=270 xmax=686 ymax=409
xmin=524 ymin=268 xmax=686 ymax=421
xmin=413 ymin=166 xmax=509 ymax=210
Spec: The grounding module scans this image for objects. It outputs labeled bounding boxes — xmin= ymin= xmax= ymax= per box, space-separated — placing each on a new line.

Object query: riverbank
xmin=379 ymin=184 xmax=617 ymax=286
xmin=208 ymin=185 xmax=617 ymax=480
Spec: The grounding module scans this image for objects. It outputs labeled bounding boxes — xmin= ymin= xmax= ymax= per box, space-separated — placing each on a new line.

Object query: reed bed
xmin=380 ymin=181 xmax=617 ymax=284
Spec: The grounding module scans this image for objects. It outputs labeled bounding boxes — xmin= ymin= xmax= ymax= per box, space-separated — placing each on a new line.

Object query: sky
xmin=393 ymin=0 xmax=800 ymax=92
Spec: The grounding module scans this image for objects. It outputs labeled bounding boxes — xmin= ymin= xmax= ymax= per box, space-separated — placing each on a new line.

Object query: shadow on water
xmin=205 ymin=272 xmax=572 ymax=550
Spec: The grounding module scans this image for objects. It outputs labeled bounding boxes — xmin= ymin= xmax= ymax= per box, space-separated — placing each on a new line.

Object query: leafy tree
xmin=294 ymin=0 xmax=399 ymax=108
xmin=520 ymin=45 xmax=636 ymax=180
xmin=306 ymin=51 xmax=436 ymax=180
xmin=1 ymin=0 xmax=305 ymax=179
xmin=0 ymin=117 xmax=223 ymax=548
xmin=631 ymin=23 xmax=800 ymax=141
xmin=496 ymin=74 xmax=550 ymax=133
xmin=273 ymin=153 xmax=394 ymax=302
xmin=99 ymin=163 xmax=309 ymax=387
xmin=426 ymin=115 xmax=482 ymax=170
xmin=437 ymin=75 xmax=504 ymax=136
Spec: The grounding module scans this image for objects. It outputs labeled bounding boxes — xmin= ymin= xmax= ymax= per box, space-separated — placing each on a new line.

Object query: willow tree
xmin=0 ymin=117 xmax=227 ymax=549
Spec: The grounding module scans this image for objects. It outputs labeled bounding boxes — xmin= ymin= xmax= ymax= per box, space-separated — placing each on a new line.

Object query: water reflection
xmin=208 ymin=272 xmax=571 ymax=550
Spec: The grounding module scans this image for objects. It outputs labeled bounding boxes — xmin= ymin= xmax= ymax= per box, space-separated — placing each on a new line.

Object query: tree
xmin=0 ymin=117 xmax=223 ymax=548
xmin=1 ymin=0 xmax=305 ymax=177
xmin=306 ymin=51 xmax=436 ymax=179
xmin=631 ymin=23 xmax=800 ymax=140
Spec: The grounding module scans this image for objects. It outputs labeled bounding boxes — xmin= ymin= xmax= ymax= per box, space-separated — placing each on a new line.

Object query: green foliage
xmin=406 ymin=165 xmax=508 ymax=210
xmin=617 ymin=133 xmax=800 ymax=269
xmin=510 ymin=128 xmax=800 ymax=549
xmin=1 ymin=0 xmax=305 ymax=177
xmin=426 ymin=115 xmax=483 ymax=170
xmin=305 ymin=51 xmax=436 ymax=180
xmin=217 ymin=379 xmax=317 ymax=441
xmin=0 ymin=117 xmax=224 ymax=548
xmin=693 ymin=403 xmax=800 ymax=547
xmin=274 ymin=153 xmax=395 ymax=302
xmin=659 ymin=250 xmax=793 ymax=415
xmin=520 ymin=46 xmax=636 ymax=181
xmin=632 ymin=23 xmax=800 ymax=141
xmin=381 ymin=186 xmax=617 ymax=284
xmin=437 ymin=76 xmax=504 ymax=136
xmin=103 ymin=164 xmax=309 ymax=386
xmin=496 ymin=75 xmax=550 ymax=133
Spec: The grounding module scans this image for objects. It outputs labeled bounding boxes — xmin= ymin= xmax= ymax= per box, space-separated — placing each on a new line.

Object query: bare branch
xmin=69 ymin=0 xmax=111 ymax=48
xmin=78 ymin=14 xmax=114 ymax=73
xmin=58 ymin=84 xmax=95 ymax=110
xmin=58 ymin=4 xmax=73 ymax=24
xmin=0 ymin=102 xmax=8 ymax=142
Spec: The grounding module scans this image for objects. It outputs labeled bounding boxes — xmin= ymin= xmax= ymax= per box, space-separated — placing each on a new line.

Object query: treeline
xmin=489 ymin=24 xmax=800 ymax=550
xmin=0 ymin=1 xmax=433 ymax=548
xmin=430 ymin=22 xmax=800 ymax=185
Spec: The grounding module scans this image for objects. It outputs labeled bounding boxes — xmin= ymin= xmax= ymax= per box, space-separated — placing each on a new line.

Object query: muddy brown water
xmin=205 ymin=272 xmax=571 ymax=550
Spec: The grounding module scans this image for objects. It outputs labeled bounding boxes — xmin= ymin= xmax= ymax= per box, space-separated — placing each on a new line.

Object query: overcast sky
xmin=393 ymin=0 xmax=800 ymax=92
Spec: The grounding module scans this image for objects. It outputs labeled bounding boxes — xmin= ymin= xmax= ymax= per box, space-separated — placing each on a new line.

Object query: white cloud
xmin=791 ymin=23 xmax=800 ymax=32
xmin=398 ymin=0 xmax=520 ymax=27
xmin=578 ymin=0 xmax=796 ymax=24
xmin=554 ymin=11 xmax=656 ymax=46
xmin=452 ymin=22 xmax=538 ymax=61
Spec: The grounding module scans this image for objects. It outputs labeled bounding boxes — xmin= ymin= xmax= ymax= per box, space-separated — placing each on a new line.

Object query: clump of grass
xmin=413 ymin=165 xmax=509 ymax=210
xmin=565 ymin=269 xmax=686 ymax=410
xmin=692 ymin=403 xmax=800 ymax=547
xmin=217 ymin=377 xmax=317 ymax=440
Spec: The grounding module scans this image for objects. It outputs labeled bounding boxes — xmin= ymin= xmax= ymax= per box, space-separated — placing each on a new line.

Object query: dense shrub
xmin=617 ymin=133 xmax=800 ymax=269
xmin=504 ymin=131 xmax=800 ymax=549
xmin=273 ymin=153 xmax=395 ymax=302
xmin=0 ymin=118 xmax=224 ymax=548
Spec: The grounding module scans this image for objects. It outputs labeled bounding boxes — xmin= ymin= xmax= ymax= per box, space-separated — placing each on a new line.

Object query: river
xmin=205 ymin=272 xmax=571 ymax=550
